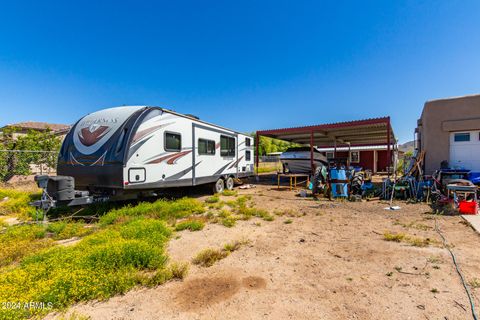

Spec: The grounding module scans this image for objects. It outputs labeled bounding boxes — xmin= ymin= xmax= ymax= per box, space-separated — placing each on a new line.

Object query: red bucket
xmin=459 ymin=200 xmax=478 ymax=215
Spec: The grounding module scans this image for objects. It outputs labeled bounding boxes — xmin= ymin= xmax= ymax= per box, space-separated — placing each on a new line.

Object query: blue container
xmin=330 ymin=169 xmax=347 ymax=180
xmin=468 ymin=172 xmax=480 ymax=185
xmin=330 ymin=169 xmax=348 ymax=197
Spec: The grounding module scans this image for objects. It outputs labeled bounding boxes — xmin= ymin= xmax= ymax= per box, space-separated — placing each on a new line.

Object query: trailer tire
xmin=225 ymin=177 xmax=234 ymax=190
xmin=213 ymin=178 xmax=225 ymax=194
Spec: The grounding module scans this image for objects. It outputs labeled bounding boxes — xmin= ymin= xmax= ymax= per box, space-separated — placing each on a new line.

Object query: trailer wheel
xmin=225 ymin=177 xmax=234 ymax=190
xmin=213 ymin=178 xmax=225 ymax=194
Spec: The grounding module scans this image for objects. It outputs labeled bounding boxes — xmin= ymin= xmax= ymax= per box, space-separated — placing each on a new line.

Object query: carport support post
xmin=255 ymin=132 xmax=260 ymax=175
xmin=347 ymin=143 xmax=351 ymax=168
xmin=387 ymin=117 xmax=391 ymax=179
xmin=310 ymin=130 xmax=314 ymax=173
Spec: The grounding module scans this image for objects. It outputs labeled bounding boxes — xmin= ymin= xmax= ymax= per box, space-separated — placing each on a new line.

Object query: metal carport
xmin=255 ymin=117 xmax=396 ymax=174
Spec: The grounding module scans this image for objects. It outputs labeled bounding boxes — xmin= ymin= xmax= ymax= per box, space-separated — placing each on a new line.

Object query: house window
xmin=454 ymin=132 xmax=470 ymax=142
xmin=351 ymin=151 xmax=360 ymax=163
xmin=246 ymin=150 xmax=251 ymax=161
xmin=245 ymin=137 xmax=251 ymax=147
xmin=220 ymin=135 xmax=236 ymax=157
xmin=165 ymin=132 xmax=181 ymax=151
xmin=326 ymin=152 xmax=334 ymax=159
xmin=198 ymin=139 xmax=215 ymax=155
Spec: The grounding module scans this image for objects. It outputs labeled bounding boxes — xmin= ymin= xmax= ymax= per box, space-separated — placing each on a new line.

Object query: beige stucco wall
xmin=417 ymin=94 xmax=480 ymax=174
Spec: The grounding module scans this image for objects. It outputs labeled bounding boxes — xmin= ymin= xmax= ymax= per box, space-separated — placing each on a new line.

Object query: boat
xmin=280 ymin=147 xmax=328 ymax=174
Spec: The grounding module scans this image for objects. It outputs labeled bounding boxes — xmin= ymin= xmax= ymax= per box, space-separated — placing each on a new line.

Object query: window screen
xmin=165 ymin=132 xmax=181 ymax=151
xmin=246 ymin=150 xmax=251 ymax=161
xmin=198 ymin=139 xmax=215 ymax=155
xmin=245 ymin=137 xmax=251 ymax=147
xmin=220 ymin=135 xmax=236 ymax=157
xmin=454 ymin=132 xmax=470 ymax=142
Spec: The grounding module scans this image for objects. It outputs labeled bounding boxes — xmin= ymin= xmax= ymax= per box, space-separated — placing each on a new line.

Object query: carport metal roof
xmin=255 ymin=117 xmax=395 ymax=175
xmin=256 ymin=117 xmax=395 ymax=147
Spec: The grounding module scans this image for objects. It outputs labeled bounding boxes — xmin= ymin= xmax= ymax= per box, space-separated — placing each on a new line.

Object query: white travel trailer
xmin=34 ymin=106 xmax=255 ymax=208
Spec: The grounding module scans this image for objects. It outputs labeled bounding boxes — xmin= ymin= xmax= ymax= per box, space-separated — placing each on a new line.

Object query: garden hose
xmin=435 ymin=218 xmax=478 ymax=320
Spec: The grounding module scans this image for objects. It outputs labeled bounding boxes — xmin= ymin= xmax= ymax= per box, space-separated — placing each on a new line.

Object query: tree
xmin=251 ymin=132 xmax=300 ymax=156
xmin=0 ymin=127 xmax=62 ymax=181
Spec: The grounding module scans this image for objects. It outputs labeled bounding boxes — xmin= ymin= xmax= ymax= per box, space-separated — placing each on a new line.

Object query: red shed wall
xmin=376 ymin=150 xmax=389 ymax=171
xmin=323 ymin=150 xmax=376 ymax=171
xmin=357 ymin=151 xmax=374 ymax=170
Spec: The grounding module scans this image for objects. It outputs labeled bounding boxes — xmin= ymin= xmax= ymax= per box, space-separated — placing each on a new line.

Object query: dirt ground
xmin=53 ymin=177 xmax=480 ymax=320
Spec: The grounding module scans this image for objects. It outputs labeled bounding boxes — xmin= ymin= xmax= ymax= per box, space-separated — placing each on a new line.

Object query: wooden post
xmin=310 ymin=130 xmax=314 ymax=173
xmin=255 ymin=132 xmax=260 ymax=175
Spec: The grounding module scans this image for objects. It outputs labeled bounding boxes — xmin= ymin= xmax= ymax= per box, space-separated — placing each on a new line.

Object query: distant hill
xmin=399 ymin=140 xmax=414 ymax=153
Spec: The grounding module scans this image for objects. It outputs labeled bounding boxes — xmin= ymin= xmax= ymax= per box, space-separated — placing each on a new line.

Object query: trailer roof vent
xmin=185 ymin=114 xmax=200 ymax=120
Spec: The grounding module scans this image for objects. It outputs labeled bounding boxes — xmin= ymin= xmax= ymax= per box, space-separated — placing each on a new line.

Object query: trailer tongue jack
xmin=31 ymin=175 xmax=101 ymax=212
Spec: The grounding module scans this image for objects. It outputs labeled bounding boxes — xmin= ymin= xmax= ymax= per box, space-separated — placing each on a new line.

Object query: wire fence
xmin=0 ymin=150 xmax=59 ymax=182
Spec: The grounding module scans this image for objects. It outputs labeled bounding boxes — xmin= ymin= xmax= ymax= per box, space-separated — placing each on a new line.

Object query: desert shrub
xmin=221 ymin=216 xmax=236 ymax=228
xmin=237 ymin=206 xmax=273 ymax=221
xmin=175 ymin=218 xmax=205 ymax=231
xmin=192 ymin=248 xmax=228 ymax=267
xmin=408 ymin=236 xmax=433 ymax=247
xmin=223 ymin=239 xmax=249 ymax=252
xmin=222 ymin=190 xmax=237 ymax=196
xmin=168 ymin=262 xmax=189 ymax=279
xmin=205 ymin=194 xmax=220 ymax=203
xmin=383 ymin=232 xmax=406 ymax=242
xmin=383 ymin=231 xmax=434 ymax=247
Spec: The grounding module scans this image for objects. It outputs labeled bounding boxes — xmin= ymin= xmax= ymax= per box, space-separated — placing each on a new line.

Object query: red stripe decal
xmin=147 ymin=153 xmax=177 ymax=164
xmin=167 ymin=150 xmax=192 ymax=165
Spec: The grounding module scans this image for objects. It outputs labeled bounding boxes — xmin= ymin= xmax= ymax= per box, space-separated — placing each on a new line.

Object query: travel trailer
xmin=280 ymin=147 xmax=328 ymax=174
xmin=34 ymin=106 xmax=255 ymax=209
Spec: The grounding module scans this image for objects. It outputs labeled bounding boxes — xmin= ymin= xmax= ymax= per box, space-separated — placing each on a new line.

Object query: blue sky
xmin=1 ymin=1 xmax=480 ymax=143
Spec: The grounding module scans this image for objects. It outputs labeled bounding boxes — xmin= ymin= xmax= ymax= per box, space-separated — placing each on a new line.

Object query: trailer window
xmin=245 ymin=137 xmax=251 ymax=146
xmin=165 ymin=132 xmax=181 ymax=151
xmin=198 ymin=139 xmax=215 ymax=155
xmin=246 ymin=150 xmax=251 ymax=161
xmin=220 ymin=135 xmax=235 ymax=157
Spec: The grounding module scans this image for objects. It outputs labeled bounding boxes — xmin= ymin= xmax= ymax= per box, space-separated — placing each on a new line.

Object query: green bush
xmin=0 ymin=218 xmax=174 ymax=319
xmin=0 ymin=224 xmax=53 ymax=267
xmin=100 ymin=198 xmax=205 ymax=226
xmin=46 ymin=221 xmax=93 ymax=240
xmin=222 ymin=190 xmax=237 ymax=196
xmin=205 ymin=194 xmax=220 ymax=203
xmin=0 ymin=188 xmax=40 ymax=219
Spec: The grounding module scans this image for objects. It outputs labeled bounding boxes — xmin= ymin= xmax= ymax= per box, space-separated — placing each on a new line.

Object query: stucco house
xmin=415 ymin=94 xmax=480 ymax=174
